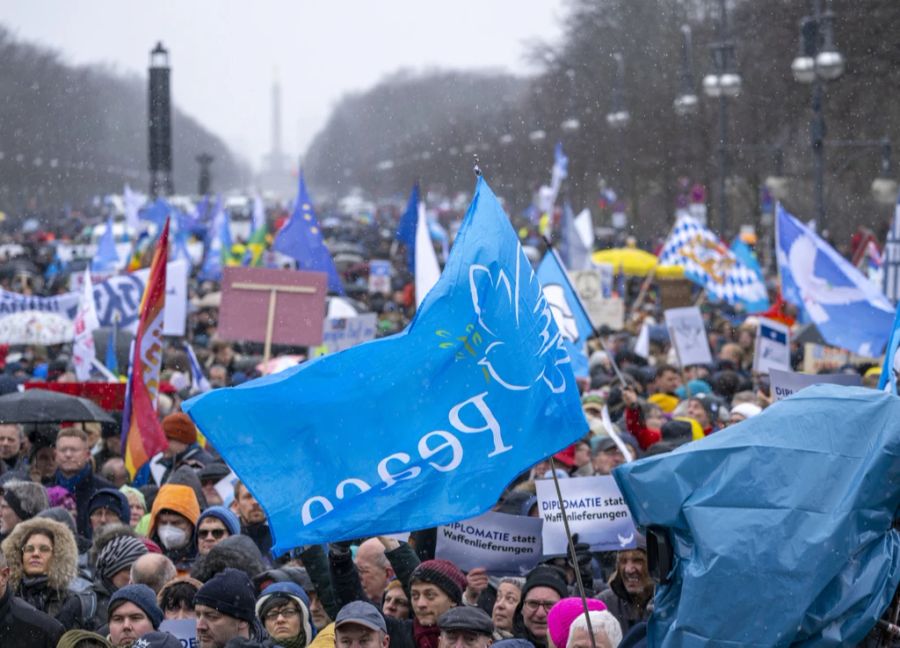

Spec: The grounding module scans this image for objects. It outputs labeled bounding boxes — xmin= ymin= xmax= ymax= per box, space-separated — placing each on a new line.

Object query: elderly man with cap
xmin=334 ymin=601 xmax=389 ymax=648
xmin=159 ymin=413 xmax=212 ymax=484
xmin=194 ymin=567 xmax=259 ymax=647
xmin=0 ymin=478 xmax=49 ymax=540
xmin=512 ymin=565 xmax=568 ymax=648
xmin=88 ymin=488 xmax=131 ymax=537
xmin=597 ymin=538 xmax=653 ymax=636
xmin=438 ymin=607 xmax=494 ymax=648
xmin=106 ymin=584 xmax=164 ymax=648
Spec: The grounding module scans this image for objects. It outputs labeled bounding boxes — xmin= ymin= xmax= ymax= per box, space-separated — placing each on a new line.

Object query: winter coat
xmin=55 ymin=466 xmax=115 ymax=537
xmin=329 ymin=543 xmax=417 ymax=648
xmin=0 ymin=516 xmax=94 ymax=630
xmin=0 ymin=584 xmax=65 ymax=648
xmin=148 ymin=483 xmax=200 ymax=574
xmin=596 ymin=573 xmax=653 ymax=636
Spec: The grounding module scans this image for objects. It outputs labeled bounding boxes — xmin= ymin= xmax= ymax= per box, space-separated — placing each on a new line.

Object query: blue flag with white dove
xmin=536 ymin=250 xmax=591 ymax=378
xmin=183 ymin=178 xmax=587 ymax=550
xmin=274 ymin=172 xmax=344 ymax=295
xmin=659 ymin=213 xmax=769 ymax=312
xmin=777 ymin=204 xmax=893 ymax=355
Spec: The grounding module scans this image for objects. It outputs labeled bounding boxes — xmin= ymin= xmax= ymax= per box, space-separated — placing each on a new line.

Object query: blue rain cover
xmin=613 ymin=385 xmax=900 ymax=647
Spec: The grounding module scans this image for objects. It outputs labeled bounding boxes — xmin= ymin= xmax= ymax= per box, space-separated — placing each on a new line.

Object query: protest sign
xmin=665 ymin=306 xmax=712 ymax=366
xmin=536 ymin=475 xmax=637 ymax=554
xmin=801 ymin=343 xmax=879 ymax=375
xmin=320 ymin=314 xmax=377 ymax=354
xmin=0 ymin=290 xmax=79 ymax=344
xmin=369 ymin=259 xmax=392 ymax=295
xmin=658 ymin=278 xmax=694 ymax=310
xmin=769 ymin=368 xmax=862 ymax=401
xmin=570 ymin=269 xmax=625 ymax=329
xmin=436 ymin=510 xmax=542 ymax=575
xmin=753 ymin=318 xmax=791 ymax=374
xmin=214 ymin=470 xmax=240 ymax=506
xmin=160 ymin=618 xmax=198 ymax=647
xmin=91 ymin=260 xmax=189 ymax=335
xmin=219 ymin=267 xmax=327 ymax=347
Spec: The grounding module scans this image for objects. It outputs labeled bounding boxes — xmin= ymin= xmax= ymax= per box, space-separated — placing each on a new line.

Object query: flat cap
xmin=438 ymin=606 xmax=494 ymax=636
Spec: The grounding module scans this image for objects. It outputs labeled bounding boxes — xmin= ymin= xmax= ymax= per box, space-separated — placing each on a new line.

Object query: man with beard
xmin=596 ymin=540 xmax=654 ymax=635
xmin=234 ymin=481 xmax=271 ymax=558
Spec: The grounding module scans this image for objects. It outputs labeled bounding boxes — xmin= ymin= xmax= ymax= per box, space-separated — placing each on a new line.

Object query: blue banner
xmin=535 ymin=251 xmax=591 ymax=378
xmin=184 ymin=178 xmax=587 ymax=551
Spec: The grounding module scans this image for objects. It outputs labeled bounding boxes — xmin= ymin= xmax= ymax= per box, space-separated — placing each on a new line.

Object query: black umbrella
xmin=0 ymin=389 xmax=115 ymax=424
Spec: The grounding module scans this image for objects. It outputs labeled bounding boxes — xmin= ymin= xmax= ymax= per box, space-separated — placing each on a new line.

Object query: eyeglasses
xmin=523 ymin=600 xmax=557 ymax=612
xmin=264 ymin=608 xmax=300 ymax=622
xmin=22 ymin=544 xmax=52 ymax=555
xmin=198 ymin=528 xmax=226 ymax=540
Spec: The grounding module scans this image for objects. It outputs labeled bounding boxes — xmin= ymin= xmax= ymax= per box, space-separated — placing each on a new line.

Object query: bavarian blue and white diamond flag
xmin=183 ymin=178 xmax=587 ymax=551
xmin=777 ymin=204 xmax=894 ymax=356
xmin=658 ymin=214 xmax=769 ymax=312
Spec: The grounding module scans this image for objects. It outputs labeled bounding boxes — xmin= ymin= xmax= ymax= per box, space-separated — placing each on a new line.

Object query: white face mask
xmin=157 ymin=523 xmax=189 ymax=550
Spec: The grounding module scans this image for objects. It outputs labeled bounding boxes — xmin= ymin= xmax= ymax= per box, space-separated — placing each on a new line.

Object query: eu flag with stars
xmin=274 ymin=172 xmax=344 ymax=295
xmin=183 ymin=178 xmax=587 ymax=551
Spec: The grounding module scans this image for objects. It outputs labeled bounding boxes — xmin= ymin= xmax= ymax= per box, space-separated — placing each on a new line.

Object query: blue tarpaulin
xmin=613 ymin=385 xmax=900 ymax=647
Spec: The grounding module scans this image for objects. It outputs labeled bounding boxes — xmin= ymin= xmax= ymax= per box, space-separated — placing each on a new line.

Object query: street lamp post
xmin=702 ymin=0 xmax=741 ymax=238
xmin=791 ymin=0 xmax=844 ymax=228
xmin=196 ymin=153 xmax=214 ymax=196
xmin=674 ymin=25 xmax=699 ymax=117
xmin=148 ymin=42 xmax=173 ymax=197
xmin=606 ymin=53 xmax=630 ymax=229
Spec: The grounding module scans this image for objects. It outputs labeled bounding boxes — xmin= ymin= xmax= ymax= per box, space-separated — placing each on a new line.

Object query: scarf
xmin=55 ymin=463 xmax=92 ymax=492
xmin=413 ymin=618 xmax=442 ymax=648
xmin=273 ymin=634 xmax=308 ymax=648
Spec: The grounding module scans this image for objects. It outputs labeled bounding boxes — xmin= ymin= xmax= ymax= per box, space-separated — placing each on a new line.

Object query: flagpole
xmin=549 ymin=457 xmax=599 ymax=648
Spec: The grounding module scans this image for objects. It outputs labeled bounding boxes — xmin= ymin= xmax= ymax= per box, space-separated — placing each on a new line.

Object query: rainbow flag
xmin=121 ymin=218 xmax=170 ymax=477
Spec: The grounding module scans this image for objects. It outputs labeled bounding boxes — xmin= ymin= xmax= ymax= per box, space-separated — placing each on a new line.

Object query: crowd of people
xmin=0 ymin=190 xmax=893 ymax=648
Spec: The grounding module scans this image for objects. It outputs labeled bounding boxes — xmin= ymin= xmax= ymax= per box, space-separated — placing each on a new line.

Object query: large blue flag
xmin=92 ymin=218 xmax=120 ymax=273
xmin=184 ymin=178 xmax=587 ymax=551
xmin=395 ymin=183 xmax=420 ymax=272
xmin=777 ymin=204 xmax=894 ymax=355
xmin=536 ymin=250 xmax=591 ymax=378
xmin=139 ymin=198 xmax=171 ymax=229
xmin=198 ymin=200 xmax=229 ymax=282
xmin=659 ymin=213 xmax=769 ymax=312
xmin=274 ymin=172 xmax=344 ymax=295
xmin=614 ymin=385 xmax=900 ymax=647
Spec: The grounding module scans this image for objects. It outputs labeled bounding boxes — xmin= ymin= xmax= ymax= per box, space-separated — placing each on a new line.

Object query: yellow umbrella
xmin=592 ymin=248 xmax=685 ymax=278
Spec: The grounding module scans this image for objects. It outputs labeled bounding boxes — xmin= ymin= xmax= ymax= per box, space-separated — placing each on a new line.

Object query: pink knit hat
xmin=547 ymin=597 xmax=608 ymax=648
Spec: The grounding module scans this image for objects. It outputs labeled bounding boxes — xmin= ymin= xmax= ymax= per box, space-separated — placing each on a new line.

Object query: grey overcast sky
xmin=1 ymin=1 xmax=565 ymax=171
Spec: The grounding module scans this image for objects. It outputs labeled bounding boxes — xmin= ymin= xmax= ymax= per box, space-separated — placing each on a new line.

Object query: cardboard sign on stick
xmin=664 ymin=306 xmax=713 ymax=367
xmin=219 ymin=268 xmax=327 ymax=350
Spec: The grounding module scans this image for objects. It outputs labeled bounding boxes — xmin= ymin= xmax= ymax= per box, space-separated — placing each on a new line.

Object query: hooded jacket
xmin=148 ymin=484 xmax=200 ymax=574
xmin=0 ymin=516 xmax=88 ymax=630
xmin=596 ymin=571 xmax=653 ymax=636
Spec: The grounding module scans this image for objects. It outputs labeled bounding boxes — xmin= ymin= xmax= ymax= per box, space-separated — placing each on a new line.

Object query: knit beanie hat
xmin=409 ymin=559 xmax=467 ymax=605
xmin=194 ymin=567 xmax=257 ymax=624
xmin=97 ymin=534 xmax=148 ymax=582
xmin=522 ymin=565 xmax=568 ymax=601
xmin=197 ymin=505 xmax=241 ymax=536
xmin=1 ymin=479 xmax=49 ymax=522
xmin=88 ymin=488 xmax=130 ymax=524
xmin=547 ymin=597 xmax=608 ymax=648
xmin=162 ymin=412 xmax=197 ymax=445
xmin=256 ymin=582 xmax=317 ymax=641
xmin=46 ymin=485 xmax=77 ymax=512
xmin=109 ymin=584 xmax=164 ymax=629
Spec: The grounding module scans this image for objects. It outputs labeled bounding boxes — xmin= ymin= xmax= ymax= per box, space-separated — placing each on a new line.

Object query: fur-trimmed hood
xmin=1 ymin=516 xmax=78 ymax=591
